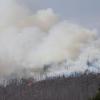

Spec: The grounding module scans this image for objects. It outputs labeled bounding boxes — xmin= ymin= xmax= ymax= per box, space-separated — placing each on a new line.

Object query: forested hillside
xmin=0 ymin=73 xmax=100 ymax=100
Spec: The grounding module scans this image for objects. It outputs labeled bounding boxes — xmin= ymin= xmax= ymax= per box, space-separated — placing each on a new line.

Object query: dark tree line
xmin=0 ymin=73 xmax=100 ymax=100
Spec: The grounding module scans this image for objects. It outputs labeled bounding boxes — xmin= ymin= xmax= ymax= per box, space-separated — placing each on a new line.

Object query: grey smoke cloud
xmin=0 ymin=0 xmax=99 ymax=82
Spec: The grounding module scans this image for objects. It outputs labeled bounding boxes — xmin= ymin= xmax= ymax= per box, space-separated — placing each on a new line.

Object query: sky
xmin=20 ymin=0 xmax=100 ymax=31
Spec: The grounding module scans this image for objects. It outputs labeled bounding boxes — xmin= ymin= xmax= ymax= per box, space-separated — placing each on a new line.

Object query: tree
xmin=91 ymin=88 xmax=100 ymax=100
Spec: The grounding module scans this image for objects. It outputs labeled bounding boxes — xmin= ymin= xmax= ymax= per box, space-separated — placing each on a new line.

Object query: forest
xmin=0 ymin=73 xmax=100 ymax=100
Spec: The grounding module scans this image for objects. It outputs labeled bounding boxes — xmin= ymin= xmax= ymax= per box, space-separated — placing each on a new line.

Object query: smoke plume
xmin=0 ymin=0 xmax=99 ymax=82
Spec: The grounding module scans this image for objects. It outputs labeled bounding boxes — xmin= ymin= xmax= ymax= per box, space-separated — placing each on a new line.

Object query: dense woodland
xmin=0 ymin=73 xmax=100 ymax=100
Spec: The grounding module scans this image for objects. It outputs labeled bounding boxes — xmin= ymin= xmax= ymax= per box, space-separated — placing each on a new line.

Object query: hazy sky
xmin=20 ymin=0 xmax=100 ymax=30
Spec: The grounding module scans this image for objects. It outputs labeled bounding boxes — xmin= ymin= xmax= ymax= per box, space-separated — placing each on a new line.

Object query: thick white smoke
xmin=0 ymin=0 xmax=99 ymax=81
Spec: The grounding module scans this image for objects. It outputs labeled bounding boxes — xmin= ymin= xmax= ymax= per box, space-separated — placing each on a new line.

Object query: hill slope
xmin=0 ymin=73 xmax=100 ymax=100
